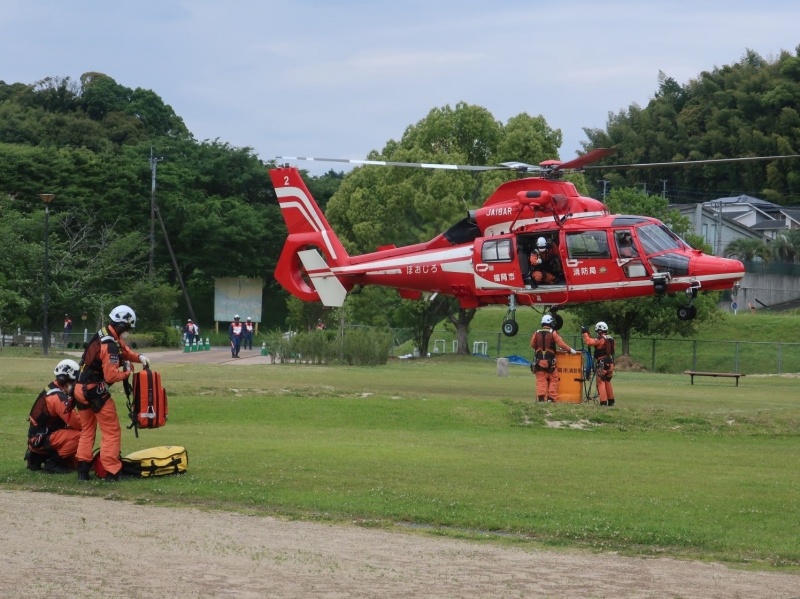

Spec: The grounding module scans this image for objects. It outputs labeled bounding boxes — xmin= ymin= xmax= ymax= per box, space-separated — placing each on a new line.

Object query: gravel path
xmin=1 ymin=490 xmax=797 ymax=599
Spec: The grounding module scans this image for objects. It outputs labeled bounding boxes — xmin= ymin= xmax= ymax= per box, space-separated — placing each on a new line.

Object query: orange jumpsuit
xmin=75 ymin=326 xmax=142 ymax=476
xmin=28 ymin=382 xmax=83 ymax=469
xmin=583 ymin=332 xmax=615 ymax=405
xmin=531 ymin=328 xmax=573 ymax=401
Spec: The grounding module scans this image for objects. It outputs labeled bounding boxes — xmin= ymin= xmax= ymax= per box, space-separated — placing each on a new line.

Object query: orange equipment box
xmin=554 ymin=351 xmax=584 ymax=403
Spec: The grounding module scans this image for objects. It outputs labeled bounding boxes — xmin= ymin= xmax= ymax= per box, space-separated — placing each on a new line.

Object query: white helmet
xmin=595 ymin=321 xmax=608 ymax=333
xmin=109 ymin=305 xmax=136 ymax=328
xmin=246 ymin=316 xmax=252 ymax=321
xmin=54 ymin=359 xmax=80 ymax=381
xmin=536 ymin=237 xmax=547 ymax=250
xmin=541 ymin=314 xmax=554 ymax=326
xmin=234 ymin=314 xmax=240 ymax=320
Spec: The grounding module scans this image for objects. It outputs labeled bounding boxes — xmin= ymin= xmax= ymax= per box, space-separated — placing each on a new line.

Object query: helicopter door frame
xmin=472 ymin=234 xmax=521 ymax=289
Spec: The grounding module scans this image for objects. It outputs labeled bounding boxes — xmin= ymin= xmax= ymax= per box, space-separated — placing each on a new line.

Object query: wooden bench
xmin=684 ymin=370 xmax=744 ymax=386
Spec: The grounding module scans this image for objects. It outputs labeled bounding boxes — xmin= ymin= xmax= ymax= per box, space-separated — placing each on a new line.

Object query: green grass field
xmin=1 ymin=354 xmax=799 ymax=569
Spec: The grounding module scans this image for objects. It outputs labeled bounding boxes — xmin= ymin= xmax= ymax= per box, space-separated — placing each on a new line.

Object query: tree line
xmin=3 ymin=46 xmax=799 ymax=351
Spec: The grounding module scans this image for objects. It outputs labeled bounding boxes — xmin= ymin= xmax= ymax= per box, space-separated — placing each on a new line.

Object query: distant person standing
xmin=229 ymin=315 xmax=244 ymax=358
xmin=192 ymin=321 xmax=201 ymax=345
xmin=184 ymin=319 xmax=194 ymax=346
xmin=63 ymin=314 xmax=73 ymax=343
xmin=243 ymin=317 xmax=255 ymax=350
xmin=582 ymin=321 xmax=616 ymax=406
xmin=531 ymin=314 xmax=577 ymax=402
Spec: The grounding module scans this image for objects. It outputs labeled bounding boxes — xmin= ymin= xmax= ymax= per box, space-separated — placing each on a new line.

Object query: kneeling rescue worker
xmin=531 ymin=315 xmax=577 ymax=402
xmin=25 ymin=359 xmax=83 ymax=473
xmin=74 ymin=305 xmax=150 ymax=481
xmin=582 ymin=321 xmax=616 ymax=406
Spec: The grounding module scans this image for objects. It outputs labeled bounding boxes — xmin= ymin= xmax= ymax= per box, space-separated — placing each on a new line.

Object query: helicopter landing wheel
xmin=677 ymin=305 xmax=697 ymax=321
xmin=502 ymin=319 xmax=519 ymax=337
xmin=550 ymin=312 xmax=564 ymax=331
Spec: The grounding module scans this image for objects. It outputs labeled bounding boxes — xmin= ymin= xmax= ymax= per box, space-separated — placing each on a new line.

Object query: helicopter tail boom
xmin=270 ymin=167 xmax=350 ymax=306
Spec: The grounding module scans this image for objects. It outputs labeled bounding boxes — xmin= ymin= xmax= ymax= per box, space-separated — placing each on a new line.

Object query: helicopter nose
xmin=691 ymin=253 xmax=745 ymax=291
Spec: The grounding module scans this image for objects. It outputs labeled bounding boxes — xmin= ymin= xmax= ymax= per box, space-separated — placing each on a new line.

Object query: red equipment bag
xmin=127 ymin=368 xmax=168 ymax=437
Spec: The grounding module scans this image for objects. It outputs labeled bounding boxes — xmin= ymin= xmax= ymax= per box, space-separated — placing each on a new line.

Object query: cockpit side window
xmin=481 ymin=238 xmax=513 ymax=262
xmin=566 ymin=231 xmax=611 ymax=259
xmin=615 ymin=230 xmax=639 ymax=258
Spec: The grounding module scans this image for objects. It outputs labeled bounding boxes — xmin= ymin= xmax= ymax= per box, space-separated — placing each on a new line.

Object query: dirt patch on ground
xmin=614 ymin=355 xmax=648 ymax=371
xmin=1 ymin=490 xmax=797 ymax=598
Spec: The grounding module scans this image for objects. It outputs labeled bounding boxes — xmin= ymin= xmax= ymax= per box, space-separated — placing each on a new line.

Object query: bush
xmin=264 ymin=327 xmax=392 ymax=365
xmin=342 ymin=328 xmax=392 ymax=366
xmin=147 ymin=326 xmax=184 ymax=348
xmin=126 ymin=333 xmax=155 ymax=349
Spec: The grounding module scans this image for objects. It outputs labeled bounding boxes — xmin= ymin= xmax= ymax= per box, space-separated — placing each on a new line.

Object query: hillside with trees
xmin=0 ymin=73 xmax=340 ymax=335
xmin=584 ymin=47 xmax=800 ymax=205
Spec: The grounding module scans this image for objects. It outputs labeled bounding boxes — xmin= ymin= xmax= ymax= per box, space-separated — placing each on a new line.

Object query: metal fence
xmin=434 ymin=331 xmax=800 ymax=375
xmin=6 ymin=328 xmax=799 ymax=375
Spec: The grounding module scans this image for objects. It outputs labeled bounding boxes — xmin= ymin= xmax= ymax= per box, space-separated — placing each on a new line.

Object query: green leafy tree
xmin=326 ymin=102 xmax=563 ymax=353
xmin=724 ymin=238 xmax=772 ymax=262
xmin=772 ymin=229 xmax=800 ymax=262
xmin=583 ymin=47 xmax=800 ymax=205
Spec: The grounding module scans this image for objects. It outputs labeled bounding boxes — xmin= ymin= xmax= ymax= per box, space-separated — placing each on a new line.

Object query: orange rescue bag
xmin=127 ymin=369 xmax=168 ymax=436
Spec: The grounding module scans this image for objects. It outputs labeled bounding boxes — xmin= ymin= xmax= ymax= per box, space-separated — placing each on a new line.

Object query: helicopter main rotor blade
xmin=556 ymin=148 xmax=617 ymax=171
xmin=583 ymin=154 xmax=800 ymax=171
xmin=277 ymin=156 xmax=512 ymax=172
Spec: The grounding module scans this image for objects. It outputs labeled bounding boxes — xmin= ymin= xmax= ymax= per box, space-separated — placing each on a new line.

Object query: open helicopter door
xmin=472 ymin=235 xmax=568 ymax=305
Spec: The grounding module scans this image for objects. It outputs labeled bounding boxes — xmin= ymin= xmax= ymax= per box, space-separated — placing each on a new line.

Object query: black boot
xmin=77 ymin=460 xmax=91 ymax=482
xmin=44 ymin=455 xmax=71 ymax=474
xmin=599 ymin=401 xmax=608 ymax=406
xmin=546 ymin=397 xmax=555 ymax=402
xmin=608 ymin=399 xmax=615 ymax=407
xmin=537 ymin=395 xmax=545 ymax=402
xmin=25 ymin=450 xmax=46 ymax=471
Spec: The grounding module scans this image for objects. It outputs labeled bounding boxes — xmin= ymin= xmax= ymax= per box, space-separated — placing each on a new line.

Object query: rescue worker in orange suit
xmin=25 ymin=359 xmax=83 ymax=473
xmin=229 ymin=314 xmax=244 ymax=358
xmin=531 ymin=314 xmax=577 ymax=402
xmin=530 ymin=237 xmax=564 ymax=285
xmin=74 ymin=305 xmax=150 ymax=481
xmin=582 ymin=321 xmax=616 ymax=406
xmin=243 ymin=316 xmax=255 ymax=350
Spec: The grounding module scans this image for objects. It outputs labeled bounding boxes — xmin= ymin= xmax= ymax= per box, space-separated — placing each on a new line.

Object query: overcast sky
xmin=2 ymin=1 xmax=800 ymax=174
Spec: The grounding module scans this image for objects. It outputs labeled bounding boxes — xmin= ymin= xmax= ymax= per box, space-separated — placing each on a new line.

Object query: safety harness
xmin=593 ymin=335 xmax=616 ymax=381
xmin=76 ymin=326 xmax=131 ymax=412
xmin=27 ymin=384 xmax=69 ymax=451
xmin=533 ymin=329 xmax=557 ymax=373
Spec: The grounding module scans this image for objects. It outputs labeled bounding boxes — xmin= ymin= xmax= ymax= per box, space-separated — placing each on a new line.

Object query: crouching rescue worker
xmin=531 ymin=315 xmax=577 ymax=402
xmin=74 ymin=305 xmax=150 ymax=481
xmin=25 ymin=359 xmax=83 ymax=473
xmin=582 ymin=321 xmax=616 ymax=406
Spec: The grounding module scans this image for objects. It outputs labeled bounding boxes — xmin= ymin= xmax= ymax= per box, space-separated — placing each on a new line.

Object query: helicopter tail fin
xmin=270 ymin=166 xmax=350 ymax=306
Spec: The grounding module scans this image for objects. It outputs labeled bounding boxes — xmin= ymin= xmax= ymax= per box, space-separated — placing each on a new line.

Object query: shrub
xmin=126 ymin=333 xmax=155 ymax=349
xmin=342 ymin=328 xmax=392 ymax=366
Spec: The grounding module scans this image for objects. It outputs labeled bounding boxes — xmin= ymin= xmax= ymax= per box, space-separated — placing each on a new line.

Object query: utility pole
xmin=149 ymin=147 xmax=163 ymax=282
xmin=660 ymin=179 xmax=668 ymax=200
xmin=596 ymin=179 xmax=610 ymax=200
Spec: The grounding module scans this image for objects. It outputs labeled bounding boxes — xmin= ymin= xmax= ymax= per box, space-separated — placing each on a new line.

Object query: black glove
xmin=580 ymin=326 xmax=589 ymax=334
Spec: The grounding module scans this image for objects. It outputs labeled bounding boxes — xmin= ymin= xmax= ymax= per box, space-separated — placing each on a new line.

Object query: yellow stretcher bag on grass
xmin=121 ymin=445 xmax=188 ymax=478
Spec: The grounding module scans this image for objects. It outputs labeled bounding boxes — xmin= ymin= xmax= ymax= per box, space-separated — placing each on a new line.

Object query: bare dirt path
xmin=1 ymin=490 xmax=797 ymax=599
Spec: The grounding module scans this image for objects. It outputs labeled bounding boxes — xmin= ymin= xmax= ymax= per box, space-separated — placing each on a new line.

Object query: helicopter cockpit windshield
xmin=635 ymin=223 xmax=691 ymax=276
xmin=636 ymin=224 xmax=687 ymax=254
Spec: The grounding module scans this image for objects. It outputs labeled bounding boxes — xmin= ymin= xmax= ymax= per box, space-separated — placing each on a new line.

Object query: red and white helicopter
xmin=268 ymin=150 xmax=794 ymax=335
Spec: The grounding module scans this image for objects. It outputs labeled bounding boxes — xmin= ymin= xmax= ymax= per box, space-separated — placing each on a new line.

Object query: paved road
xmin=66 ymin=347 xmax=273 ymax=365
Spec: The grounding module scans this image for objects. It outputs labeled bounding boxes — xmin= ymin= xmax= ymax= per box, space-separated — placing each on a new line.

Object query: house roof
xmin=781 ymin=208 xmax=800 ymax=225
xmin=750 ymin=219 xmax=786 ymax=231
xmin=704 ymin=195 xmax=783 ymax=211
xmin=670 ymin=204 xmax=763 ymax=238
